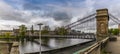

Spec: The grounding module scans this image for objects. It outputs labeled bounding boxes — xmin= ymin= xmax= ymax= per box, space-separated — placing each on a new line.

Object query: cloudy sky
xmin=0 ymin=0 xmax=120 ymax=30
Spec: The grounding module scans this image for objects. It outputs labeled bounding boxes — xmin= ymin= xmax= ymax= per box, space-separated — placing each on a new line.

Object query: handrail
xmin=79 ymin=37 xmax=109 ymax=54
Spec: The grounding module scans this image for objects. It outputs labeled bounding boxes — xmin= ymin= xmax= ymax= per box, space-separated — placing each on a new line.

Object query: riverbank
xmin=0 ymin=35 xmax=16 ymax=39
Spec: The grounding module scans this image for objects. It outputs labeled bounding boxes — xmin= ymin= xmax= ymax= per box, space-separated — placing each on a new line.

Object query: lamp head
xmin=37 ymin=23 xmax=43 ymax=26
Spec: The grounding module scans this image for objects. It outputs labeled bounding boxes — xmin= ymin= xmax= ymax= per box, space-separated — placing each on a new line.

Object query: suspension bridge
xmin=4 ymin=8 xmax=120 ymax=54
xmin=39 ymin=8 xmax=120 ymax=54
xmin=27 ymin=8 xmax=119 ymax=40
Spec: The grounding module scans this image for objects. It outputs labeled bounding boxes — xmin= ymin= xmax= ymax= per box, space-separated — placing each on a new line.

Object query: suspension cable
xmin=109 ymin=16 xmax=119 ymax=24
xmin=65 ymin=13 xmax=96 ymax=28
xmin=66 ymin=17 xmax=96 ymax=29
xmin=109 ymin=13 xmax=120 ymax=24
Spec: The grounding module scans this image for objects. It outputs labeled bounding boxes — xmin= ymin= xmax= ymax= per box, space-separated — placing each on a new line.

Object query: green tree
xmin=41 ymin=25 xmax=50 ymax=35
xmin=5 ymin=32 xmax=10 ymax=38
xmin=109 ymin=28 xmax=119 ymax=35
xmin=109 ymin=28 xmax=113 ymax=34
xmin=113 ymin=29 xmax=119 ymax=35
xmin=54 ymin=26 xmax=68 ymax=35
xmin=19 ymin=25 xmax=27 ymax=36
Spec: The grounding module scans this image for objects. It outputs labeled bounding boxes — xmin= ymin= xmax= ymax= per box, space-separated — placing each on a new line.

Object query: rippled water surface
xmin=19 ymin=38 xmax=92 ymax=54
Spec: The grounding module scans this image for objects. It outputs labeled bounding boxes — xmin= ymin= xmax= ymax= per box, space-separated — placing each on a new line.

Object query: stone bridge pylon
xmin=96 ymin=9 xmax=109 ymax=41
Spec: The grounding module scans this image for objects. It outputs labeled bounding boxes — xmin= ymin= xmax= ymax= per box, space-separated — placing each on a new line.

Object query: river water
xmin=19 ymin=38 xmax=92 ymax=54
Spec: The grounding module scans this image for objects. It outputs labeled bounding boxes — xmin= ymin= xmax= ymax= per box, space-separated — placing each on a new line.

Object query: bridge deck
xmin=105 ymin=36 xmax=120 ymax=54
xmin=26 ymin=34 xmax=95 ymax=39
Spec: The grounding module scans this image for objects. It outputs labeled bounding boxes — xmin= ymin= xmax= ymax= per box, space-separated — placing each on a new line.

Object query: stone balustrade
xmin=79 ymin=37 xmax=109 ymax=54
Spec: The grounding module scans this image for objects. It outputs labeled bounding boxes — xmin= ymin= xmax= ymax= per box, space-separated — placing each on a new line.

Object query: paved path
xmin=105 ymin=37 xmax=120 ymax=54
xmin=0 ymin=41 xmax=13 ymax=54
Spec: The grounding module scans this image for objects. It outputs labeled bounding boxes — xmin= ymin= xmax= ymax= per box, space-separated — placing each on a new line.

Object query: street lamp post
xmin=37 ymin=23 xmax=43 ymax=54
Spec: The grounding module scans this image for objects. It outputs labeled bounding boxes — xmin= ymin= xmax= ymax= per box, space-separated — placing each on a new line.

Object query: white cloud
xmin=0 ymin=0 xmax=120 ymax=30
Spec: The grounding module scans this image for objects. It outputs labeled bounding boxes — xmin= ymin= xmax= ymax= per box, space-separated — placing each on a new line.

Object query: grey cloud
xmin=51 ymin=11 xmax=72 ymax=22
xmin=41 ymin=11 xmax=73 ymax=26
xmin=23 ymin=2 xmax=42 ymax=10
xmin=0 ymin=1 xmax=29 ymax=23
xmin=29 ymin=10 xmax=73 ymax=25
xmin=22 ymin=0 xmax=73 ymax=23
xmin=0 ymin=13 xmax=28 ymax=23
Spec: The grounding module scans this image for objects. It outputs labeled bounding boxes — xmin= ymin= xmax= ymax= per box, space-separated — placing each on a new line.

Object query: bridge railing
xmin=79 ymin=37 xmax=109 ymax=54
xmin=24 ymin=34 xmax=96 ymax=39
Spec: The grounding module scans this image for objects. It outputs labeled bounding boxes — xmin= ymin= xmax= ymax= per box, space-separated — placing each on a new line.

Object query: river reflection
xmin=19 ymin=41 xmax=40 ymax=54
xmin=41 ymin=38 xmax=91 ymax=51
xmin=19 ymin=38 xmax=92 ymax=54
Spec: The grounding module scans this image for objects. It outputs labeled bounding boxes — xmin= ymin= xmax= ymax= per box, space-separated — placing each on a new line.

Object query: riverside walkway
xmin=105 ymin=36 xmax=120 ymax=54
xmin=0 ymin=41 xmax=13 ymax=54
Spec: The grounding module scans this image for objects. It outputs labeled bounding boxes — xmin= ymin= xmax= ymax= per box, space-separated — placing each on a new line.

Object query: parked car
xmin=109 ymin=36 xmax=117 ymax=41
